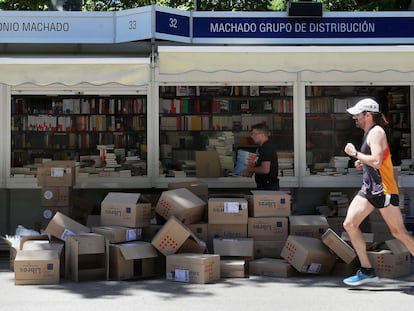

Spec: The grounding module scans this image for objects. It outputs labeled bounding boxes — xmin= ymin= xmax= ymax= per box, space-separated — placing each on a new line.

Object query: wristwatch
xmin=351 ymin=150 xmax=358 ymax=157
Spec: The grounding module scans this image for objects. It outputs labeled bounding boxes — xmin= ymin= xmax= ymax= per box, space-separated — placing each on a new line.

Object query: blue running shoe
xmin=343 ymin=269 xmax=379 ymax=286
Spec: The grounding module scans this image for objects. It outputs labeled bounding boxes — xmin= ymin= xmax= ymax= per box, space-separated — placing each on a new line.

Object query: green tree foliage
xmin=0 ymin=0 xmax=49 ymax=10
xmin=197 ymin=0 xmax=271 ymax=11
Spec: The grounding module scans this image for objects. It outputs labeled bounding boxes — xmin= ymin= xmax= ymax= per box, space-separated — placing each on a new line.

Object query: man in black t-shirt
xmin=243 ymin=123 xmax=279 ymax=190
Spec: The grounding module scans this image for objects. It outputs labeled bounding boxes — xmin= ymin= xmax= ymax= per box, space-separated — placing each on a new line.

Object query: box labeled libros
xmin=249 ymin=190 xmax=291 ymax=217
xmin=166 ymin=253 xmax=220 ymax=284
xmin=321 ymin=228 xmax=356 ymax=264
xmin=248 ymin=217 xmax=288 ymax=241
xmin=281 ymin=235 xmax=336 ymax=275
xmin=92 ymin=226 xmax=142 ymax=243
xmin=14 ymin=250 xmax=60 ymax=285
xmin=208 ymin=198 xmax=248 ymax=224
xmin=101 ymin=192 xmax=151 ymax=228
xmin=289 ymin=215 xmax=329 ymax=239
xmin=45 ymin=211 xmax=90 ymax=241
xmin=155 ymin=188 xmax=206 ymax=225
xmin=151 ymin=216 xmax=206 ymax=256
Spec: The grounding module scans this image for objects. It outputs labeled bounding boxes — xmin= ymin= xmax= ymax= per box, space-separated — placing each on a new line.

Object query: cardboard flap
xmin=102 ymin=192 xmax=141 ymax=204
xmin=22 ymin=240 xmax=64 ymax=254
xmin=117 ymin=241 xmax=158 ymax=260
xmin=385 ymin=239 xmax=409 ymax=254
xmin=19 ymin=235 xmax=49 ymax=250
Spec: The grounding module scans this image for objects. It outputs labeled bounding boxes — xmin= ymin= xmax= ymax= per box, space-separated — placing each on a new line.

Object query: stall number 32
xmin=169 ymin=17 xmax=178 ymax=28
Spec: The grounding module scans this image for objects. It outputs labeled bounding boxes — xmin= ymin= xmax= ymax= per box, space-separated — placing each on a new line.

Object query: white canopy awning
xmin=0 ymin=57 xmax=151 ymax=86
xmin=157 ymin=46 xmax=414 ymax=83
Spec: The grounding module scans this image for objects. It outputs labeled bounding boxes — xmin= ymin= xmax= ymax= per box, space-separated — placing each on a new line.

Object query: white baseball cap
xmin=347 ymin=98 xmax=380 ymax=115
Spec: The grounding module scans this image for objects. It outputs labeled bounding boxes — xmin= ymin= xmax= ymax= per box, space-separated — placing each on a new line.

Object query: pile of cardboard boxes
xmin=7 ymin=174 xmax=413 ymax=285
xmin=37 ymin=160 xmax=77 ymax=229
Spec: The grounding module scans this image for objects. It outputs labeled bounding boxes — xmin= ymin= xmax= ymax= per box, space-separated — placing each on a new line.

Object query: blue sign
xmin=155 ymin=10 xmax=190 ymax=41
xmin=192 ymin=13 xmax=414 ymax=44
xmin=0 ymin=7 xmax=413 ymax=45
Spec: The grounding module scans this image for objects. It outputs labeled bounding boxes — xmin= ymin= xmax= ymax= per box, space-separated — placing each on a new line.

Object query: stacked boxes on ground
xmin=208 ymin=196 xmax=251 ymax=278
xmin=37 ymin=160 xmax=77 ymax=230
xmin=94 ymin=192 xmax=158 ymax=281
xmin=248 ymin=191 xmax=291 ymax=260
xmin=152 ymin=185 xmax=221 ymax=283
xmin=247 ymin=190 xmax=295 ymax=278
xmin=9 ymin=179 xmax=413 ymax=285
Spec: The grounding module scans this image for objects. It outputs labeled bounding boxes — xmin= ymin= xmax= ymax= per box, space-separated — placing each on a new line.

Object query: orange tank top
xmin=379 ymin=146 xmax=399 ymax=195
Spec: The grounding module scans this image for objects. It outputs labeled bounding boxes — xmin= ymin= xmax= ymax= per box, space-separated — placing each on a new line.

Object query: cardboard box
xmin=45 ymin=211 xmax=90 ymax=241
xmin=207 ymin=224 xmax=247 ymax=252
xmin=109 ymin=241 xmax=158 ymax=280
xmin=248 ymin=217 xmax=288 ymax=241
xmin=187 ymin=223 xmax=208 ymax=242
xmin=14 ymin=250 xmax=60 ymax=285
xmin=249 ymin=258 xmax=297 ymax=278
xmin=168 ymin=180 xmax=209 ymax=202
xmin=142 ymin=224 xmax=163 ymax=242
xmin=367 ymin=249 xmax=411 ymax=278
xmin=155 ymin=188 xmax=206 ymax=225
xmin=208 ymin=198 xmax=248 ymax=225
xmin=281 ymin=235 xmax=336 ymax=275
xmin=207 ymin=224 xmax=247 ymax=241
xmin=21 ymin=239 xmax=65 ymax=277
xmin=220 ymin=259 xmax=246 ymax=278
xmin=65 ymin=233 xmax=109 ymax=282
xmin=2 ymin=235 xmax=51 ymax=271
xmin=213 ymin=238 xmax=254 ymax=258
xmin=321 ymin=228 xmax=357 ymax=264
xmin=253 ymin=240 xmax=285 ymax=259
xmin=166 ymin=253 xmax=220 ymax=284
xmin=92 ymin=226 xmax=142 ymax=243
xmin=195 ymin=151 xmax=222 ymax=177
xmin=41 ymin=186 xmax=72 ymax=207
xmin=100 ymin=192 xmax=151 ymax=228
xmin=289 ymin=215 xmax=329 ymax=238
xmin=37 ymin=160 xmax=77 ymax=187
xmin=151 ymin=216 xmax=206 ymax=256
xmin=366 ymin=239 xmax=411 ymax=278
xmin=249 ymin=190 xmax=292 ymax=217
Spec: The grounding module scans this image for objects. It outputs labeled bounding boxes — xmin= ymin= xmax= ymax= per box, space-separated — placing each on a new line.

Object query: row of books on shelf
xmin=160 ymin=115 xmax=276 ymax=131
xmin=160 ymin=85 xmax=293 ymax=98
xmin=13 ymin=115 xmax=146 ymax=132
xmin=12 ymin=97 xmax=146 ymax=115
xmin=13 ymin=132 xmax=144 ymax=150
xmin=160 ymin=97 xmax=293 ymax=114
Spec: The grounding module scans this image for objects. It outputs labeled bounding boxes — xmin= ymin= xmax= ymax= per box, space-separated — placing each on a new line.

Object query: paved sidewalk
xmin=1 ymin=257 xmax=414 ymax=311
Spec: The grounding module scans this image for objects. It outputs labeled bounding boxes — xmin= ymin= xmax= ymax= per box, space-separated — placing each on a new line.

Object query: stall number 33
xmin=129 ymin=20 xmax=137 ymax=30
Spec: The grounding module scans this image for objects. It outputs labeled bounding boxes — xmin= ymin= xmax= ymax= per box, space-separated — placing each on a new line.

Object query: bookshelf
xmin=159 ymin=85 xmax=294 ymax=177
xmin=305 ymin=85 xmax=410 ymax=175
xmin=11 ymin=95 xmax=147 ymax=177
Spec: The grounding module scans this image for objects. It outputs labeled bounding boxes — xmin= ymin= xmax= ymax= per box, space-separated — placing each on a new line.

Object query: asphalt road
xmin=1 ymin=256 xmax=414 ymax=311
